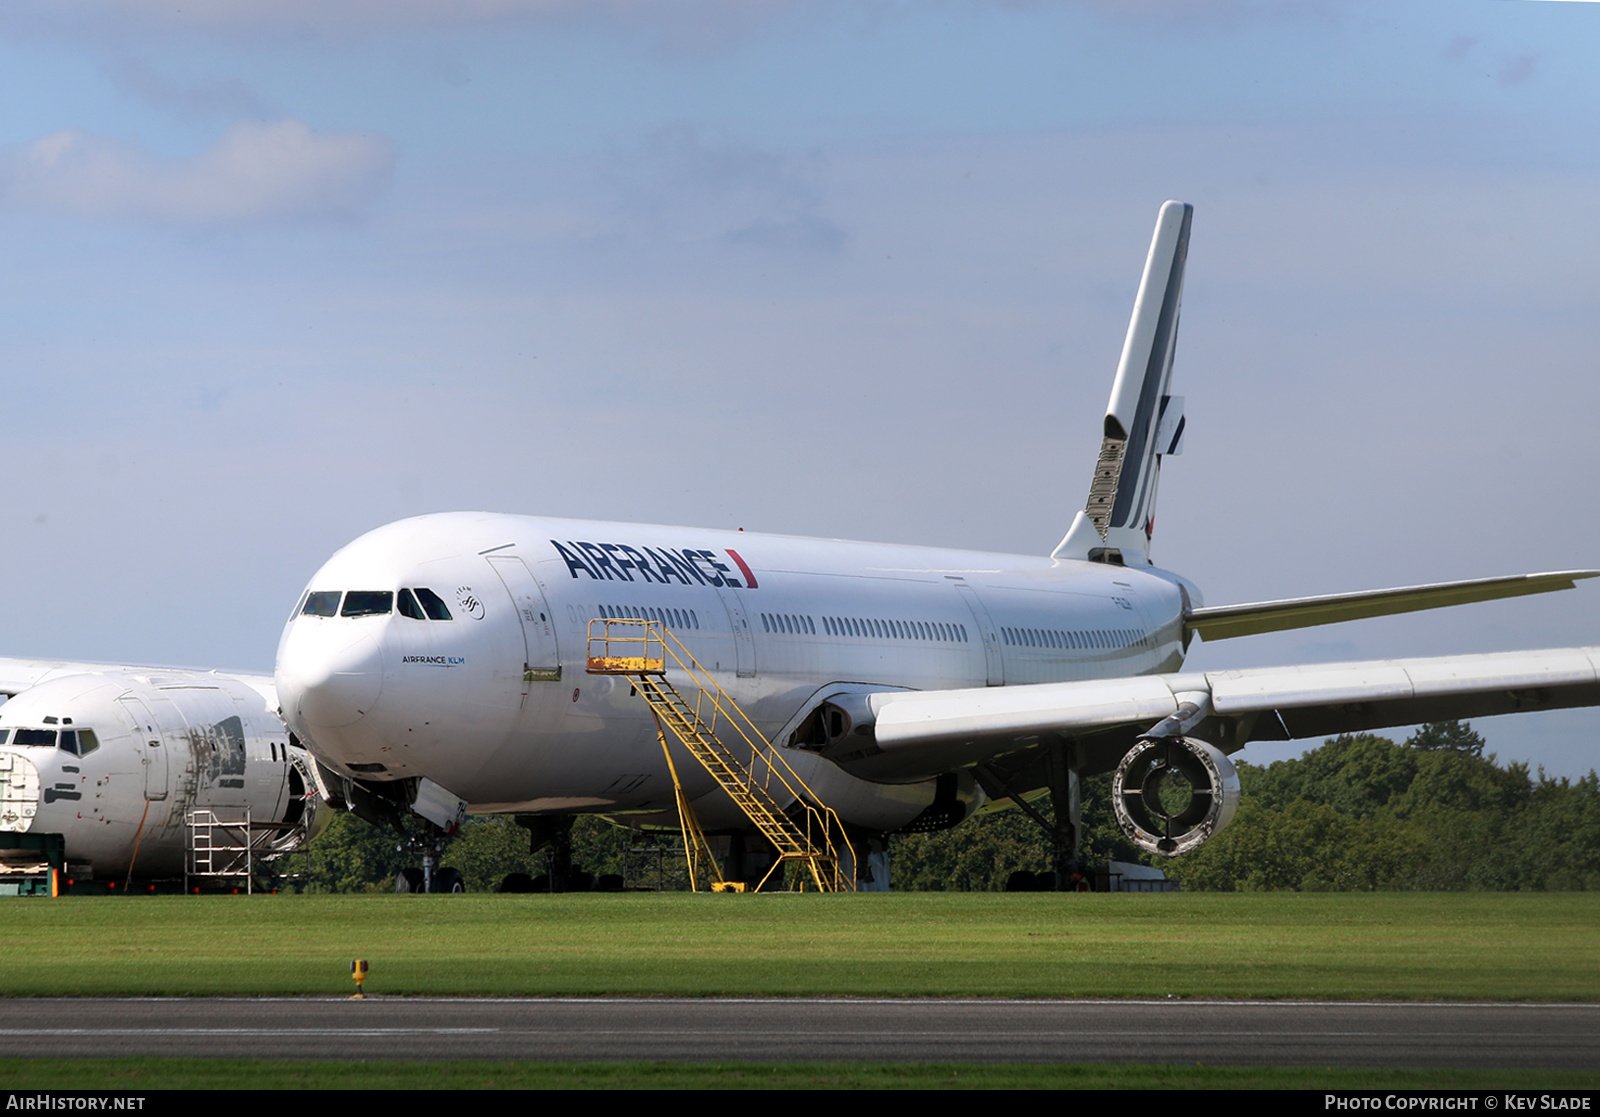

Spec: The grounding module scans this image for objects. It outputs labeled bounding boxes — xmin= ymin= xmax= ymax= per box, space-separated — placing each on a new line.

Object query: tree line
xmin=284 ymin=722 xmax=1600 ymax=892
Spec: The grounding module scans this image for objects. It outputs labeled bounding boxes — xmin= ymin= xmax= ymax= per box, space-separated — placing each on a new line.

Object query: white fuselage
xmin=275 ymin=513 xmax=1192 ymax=833
xmin=0 ymin=670 xmax=314 ymax=878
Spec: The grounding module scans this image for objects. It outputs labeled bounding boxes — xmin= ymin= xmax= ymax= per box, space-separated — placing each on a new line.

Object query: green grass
xmin=0 ymin=891 xmax=1596 ymax=1000
xmin=2 ymin=1059 xmax=1596 ymax=1090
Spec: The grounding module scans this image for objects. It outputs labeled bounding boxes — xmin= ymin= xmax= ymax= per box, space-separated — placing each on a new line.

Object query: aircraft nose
xmin=0 ymin=751 xmax=40 ymax=833
xmin=279 ymin=626 xmax=386 ymax=731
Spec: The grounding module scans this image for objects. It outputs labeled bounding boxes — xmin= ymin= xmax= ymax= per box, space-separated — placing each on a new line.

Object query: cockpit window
xmin=302 ymin=592 xmax=341 ymax=618
xmin=414 ymin=588 xmax=453 ymax=621
xmin=57 ymin=729 xmax=100 ymax=757
xmin=12 ymin=729 xmax=56 ymax=748
xmin=397 ymin=588 xmax=425 ymax=620
xmin=342 ymin=591 xmax=393 ymax=617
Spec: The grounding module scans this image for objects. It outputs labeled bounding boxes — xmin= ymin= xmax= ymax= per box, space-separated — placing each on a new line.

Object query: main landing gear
xmin=976 ymin=740 xmax=1086 ymax=892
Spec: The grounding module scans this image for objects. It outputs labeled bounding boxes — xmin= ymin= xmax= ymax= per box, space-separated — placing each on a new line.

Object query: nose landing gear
xmin=393 ymin=822 xmax=466 ymax=893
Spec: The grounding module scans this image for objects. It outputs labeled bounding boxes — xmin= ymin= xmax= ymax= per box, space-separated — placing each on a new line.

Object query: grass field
xmin=0 ymin=890 xmax=1596 ymax=1000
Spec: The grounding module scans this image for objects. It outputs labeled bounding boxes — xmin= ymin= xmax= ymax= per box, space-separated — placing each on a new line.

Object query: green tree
xmin=1167 ymin=723 xmax=1600 ymax=892
xmin=1405 ymin=721 xmax=1486 ymax=757
xmin=436 ymin=814 xmax=658 ymax=892
xmin=889 ymin=771 xmax=1150 ymax=891
xmin=293 ymin=809 xmax=669 ymax=893
xmin=294 ymin=811 xmax=416 ymax=893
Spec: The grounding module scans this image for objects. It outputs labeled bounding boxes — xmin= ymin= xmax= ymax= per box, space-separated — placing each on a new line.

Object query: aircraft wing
xmin=1186 ymin=571 xmax=1600 ymax=642
xmin=0 ymin=658 xmax=106 ymax=698
xmin=835 ymin=646 xmax=1600 ymax=781
xmin=0 ymin=657 xmax=275 ymax=703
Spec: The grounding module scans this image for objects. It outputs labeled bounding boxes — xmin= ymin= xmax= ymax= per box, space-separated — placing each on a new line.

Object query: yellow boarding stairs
xmin=585 ymin=618 xmax=854 ymax=893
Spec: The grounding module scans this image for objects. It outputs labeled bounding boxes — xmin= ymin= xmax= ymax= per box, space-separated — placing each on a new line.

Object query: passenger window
xmin=342 ymin=591 xmax=394 ymax=617
xmin=397 ymin=589 xmax=426 ymax=620
xmin=302 ymin=591 xmax=341 ymax=618
xmin=414 ymin=588 xmax=453 ymax=620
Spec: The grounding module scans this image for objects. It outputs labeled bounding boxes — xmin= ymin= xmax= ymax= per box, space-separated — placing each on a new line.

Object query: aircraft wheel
xmin=433 ymin=867 xmax=465 ymax=894
xmin=498 ymin=872 xmax=535 ymax=893
xmin=395 ymin=867 xmax=425 ymax=893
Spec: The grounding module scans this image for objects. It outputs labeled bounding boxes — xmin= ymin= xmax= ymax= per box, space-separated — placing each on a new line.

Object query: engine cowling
xmin=1112 ymin=736 xmax=1240 ymax=856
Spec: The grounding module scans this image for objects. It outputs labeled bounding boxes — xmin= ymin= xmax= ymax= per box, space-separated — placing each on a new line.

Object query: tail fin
xmin=1053 ymin=200 xmax=1192 ymax=565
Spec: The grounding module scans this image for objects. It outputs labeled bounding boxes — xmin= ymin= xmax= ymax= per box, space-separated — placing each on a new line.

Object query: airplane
xmin=272 ymin=200 xmax=1600 ymax=891
xmin=0 ymin=659 xmax=326 ymax=889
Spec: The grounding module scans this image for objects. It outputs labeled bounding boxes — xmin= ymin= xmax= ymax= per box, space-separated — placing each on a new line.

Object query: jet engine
xmin=1111 ymin=736 xmax=1240 ymax=856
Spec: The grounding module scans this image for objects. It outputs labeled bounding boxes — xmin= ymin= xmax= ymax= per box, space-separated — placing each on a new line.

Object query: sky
xmin=2 ymin=0 xmax=1599 ymax=777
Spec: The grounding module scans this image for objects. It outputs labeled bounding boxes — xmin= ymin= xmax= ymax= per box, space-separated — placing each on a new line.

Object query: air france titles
xmin=551 ymin=542 xmax=759 ymax=590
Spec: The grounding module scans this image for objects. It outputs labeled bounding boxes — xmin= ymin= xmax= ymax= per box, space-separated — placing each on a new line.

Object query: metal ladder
xmin=185 ymin=809 xmax=254 ymax=893
xmin=585 ymin=618 xmax=853 ymax=892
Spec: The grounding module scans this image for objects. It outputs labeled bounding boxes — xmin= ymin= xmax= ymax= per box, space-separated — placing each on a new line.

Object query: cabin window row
xmin=596 ymin=603 xmax=701 ymax=630
xmin=1001 ymin=625 xmax=1145 ymax=651
xmin=822 ymin=616 xmax=969 ymax=643
xmin=298 ymin=589 xmax=453 ymax=621
xmin=760 ymin=613 xmax=815 ymax=635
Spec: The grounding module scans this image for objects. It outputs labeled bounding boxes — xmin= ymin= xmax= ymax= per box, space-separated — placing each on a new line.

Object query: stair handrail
xmin=585 ymin=617 xmax=853 ymax=890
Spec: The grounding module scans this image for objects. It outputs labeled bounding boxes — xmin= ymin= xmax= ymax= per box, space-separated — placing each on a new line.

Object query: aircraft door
xmin=952 ymin=581 xmax=1004 ymax=686
xmin=118 ymin=696 xmax=168 ymax=802
xmin=712 ymin=584 xmax=756 ymax=678
xmin=486 ymin=554 xmax=563 ymax=682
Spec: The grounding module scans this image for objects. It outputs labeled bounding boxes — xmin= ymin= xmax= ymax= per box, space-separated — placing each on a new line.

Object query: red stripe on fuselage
xmin=725 ymin=549 xmax=758 ymax=589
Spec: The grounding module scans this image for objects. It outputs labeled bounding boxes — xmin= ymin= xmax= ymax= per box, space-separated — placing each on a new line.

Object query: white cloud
xmin=0 ymin=119 xmax=394 ymax=225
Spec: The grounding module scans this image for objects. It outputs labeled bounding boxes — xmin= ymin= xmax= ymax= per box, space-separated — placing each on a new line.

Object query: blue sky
xmin=3 ymin=0 xmax=1599 ymax=776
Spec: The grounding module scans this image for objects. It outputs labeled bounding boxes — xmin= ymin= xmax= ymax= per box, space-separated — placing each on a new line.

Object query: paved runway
xmin=5 ymin=998 xmax=1598 ymax=1067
